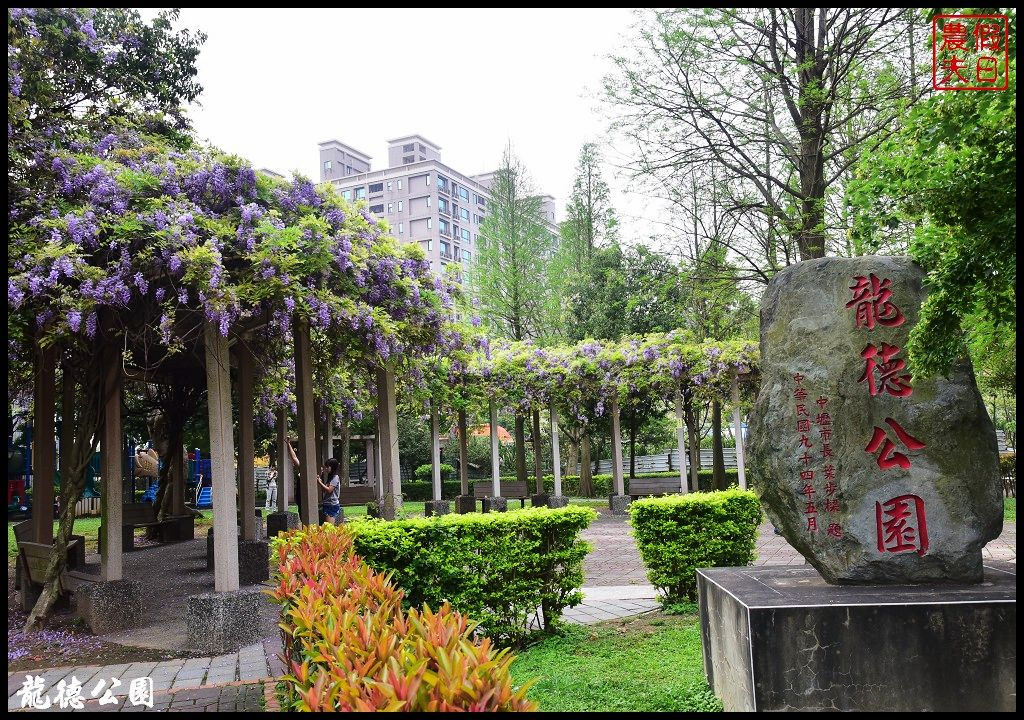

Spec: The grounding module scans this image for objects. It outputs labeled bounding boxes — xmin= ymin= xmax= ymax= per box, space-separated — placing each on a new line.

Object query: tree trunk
xmin=628 ymin=407 xmax=637 ymax=479
xmin=684 ymin=393 xmax=701 ymax=492
xmin=712 ymin=400 xmax=726 ymax=490
xmin=794 ymin=7 xmax=828 ymax=261
xmin=26 ymin=354 xmax=102 ymax=631
xmin=514 ymin=413 xmax=527 ymax=485
xmin=565 ymin=439 xmax=578 ymax=480
xmin=580 ymin=432 xmax=593 ymax=496
xmin=339 ymin=419 xmax=351 ymax=487
xmin=531 ymin=407 xmax=543 ymax=494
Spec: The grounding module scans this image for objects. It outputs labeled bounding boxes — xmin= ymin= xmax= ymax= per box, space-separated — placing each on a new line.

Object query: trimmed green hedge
xmin=348 ymin=505 xmax=597 ymax=646
xmin=630 ymin=489 xmax=761 ymax=604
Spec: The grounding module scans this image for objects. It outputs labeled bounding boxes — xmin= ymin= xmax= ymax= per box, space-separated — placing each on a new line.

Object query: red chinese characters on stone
xmin=865 ymin=418 xmax=926 ymax=470
xmin=875 ymin=494 xmax=929 ymax=556
xmin=846 ymin=274 xmax=905 ymax=330
xmin=859 ymin=343 xmax=913 ymax=397
xmin=827 ymin=523 xmax=843 ymax=539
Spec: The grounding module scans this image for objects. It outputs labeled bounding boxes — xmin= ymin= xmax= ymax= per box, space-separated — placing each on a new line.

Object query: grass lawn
xmin=1005 ymin=497 xmax=1016 ymax=523
xmin=510 ymin=610 xmax=722 ymax=712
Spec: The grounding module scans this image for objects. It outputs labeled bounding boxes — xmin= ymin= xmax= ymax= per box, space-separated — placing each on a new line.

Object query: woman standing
xmin=318 ymin=458 xmax=342 ymax=525
xmin=288 ymin=442 xmax=342 ymax=525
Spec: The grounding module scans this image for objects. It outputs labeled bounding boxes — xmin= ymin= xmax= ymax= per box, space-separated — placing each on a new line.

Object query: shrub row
xmin=347 ymin=505 xmax=598 ymax=646
xmin=629 ymin=489 xmax=762 ymax=604
xmin=398 ymin=470 xmax=739 ymax=501
xmin=268 ymin=524 xmax=536 ymax=711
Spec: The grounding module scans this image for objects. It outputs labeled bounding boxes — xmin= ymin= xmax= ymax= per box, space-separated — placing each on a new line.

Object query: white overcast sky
xmin=142 ymin=8 xmax=670 ymax=246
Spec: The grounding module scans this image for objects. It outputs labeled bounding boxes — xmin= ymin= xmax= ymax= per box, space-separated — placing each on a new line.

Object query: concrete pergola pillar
xmin=205 ymin=322 xmax=239 ymax=592
xmin=455 ymin=408 xmax=474 ymax=514
xmin=237 ymin=337 xmax=256 ymax=542
xmin=530 ymin=406 xmax=547 ymax=507
xmin=675 ymin=390 xmax=690 ymax=494
xmin=171 ymin=444 xmax=186 ymax=516
xmin=425 ymin=404 xmax=449 ymax=516
xmin=376 ymin=366 xmax=403 ymax=519
xmin=292 ymin=318 xmax=319 ymax=526
xmin=267 ymin=407 xmax=299 ymax=539
xmin=323 ymin=411 xmax=335 ymax=462
xmin=32 ymin=343 xmax=57 ymax=545
xmin=732 ymin=375 xmax=747 ymax=490
xmin=100 ymin=330 xmax=123 ymax=582
xmin=609 ymin=397 xmax=630 ymax=515
xmin=78 ymin=318 xmax=143 ymax=636
xmin=487 ymin=399 xmax=507 ymax=512
xmin=277 ymin=408 xmax=291 ymax=510
xmin=548 ymin=403 xmax=568 ymax=508
xmin=365 ymin=437 xmax=376 ymax=493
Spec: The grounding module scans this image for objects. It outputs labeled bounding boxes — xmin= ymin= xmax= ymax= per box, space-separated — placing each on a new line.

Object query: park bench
xmin=627 ymin=476 xmax=687 ymax=500
xmin=13 ymin=520 xmax=85 ymax=590
xmin=473 ymin=480 xmax=529 ymax=511
xmin=98 ymin=502 xmax=163 ymax=552
xmin=315 ymin=485 xmax=378 ymax=522
xmin=16 ymin=537 xmax=89 ymax=610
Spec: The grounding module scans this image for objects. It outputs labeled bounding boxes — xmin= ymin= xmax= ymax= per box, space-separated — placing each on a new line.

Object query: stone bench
xmin=473 ymin=480 xmax=529 ymax=512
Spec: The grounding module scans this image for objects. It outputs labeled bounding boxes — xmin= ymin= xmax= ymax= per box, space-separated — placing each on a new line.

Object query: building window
xmin=419 ymin=156 xmax=425 ymax=161
xmin=398 ymin=222 xmax=404 ymax=234
xmin=403 ymin=143 xmax=415 ymax=152
xmin=462 ymin=250 xmax=472 ymax=262
xmin=439 ymin=219 xmax=450 ymax=235
xmin=398 ymin=200 xmax=403 ymax=212
xmin=369 ymin=182 xmax=383 ymax=194
xmin=426 ymin=239 xmax=432 ymax=251
xmin=427 ymin=218 xmax=432 ymax=229
xmin=324 ymin=160 xmax=332 ymax=171
xmin=341 ymin=189 xmax=352 ymax=201
xmin=397 ymin=179 xmax=403 ymax=190
xmin=459 ymin=187 xmax=469 ymax=201
xmin=440 ymin=240 xmax=450 ymax=258
xmin=476 ymin=195 xmax=486 ymax=207
xmin=387 ymin=203 xmax=393 ymax=213
xmin=461 ymin=228 xmax=470 ymax=242
xmin=425 ymin=174 xmax=430 ymax=186
xmin=355 ymin=187 xmax=366 ymax=200
xmin=369 ymin=204 xmax=384 ymax=214
xmin=437 ymin=175 xmax=449 ymax=193
xmin=386 ymin=181 xmax=392 ymax=191
xmin=460 ymin=208 xmax=469 ymax=221
xmin=452 ymin=246 xmax=460 ymax=261
xmin=418 ymin=143 xmax=426 ymax=152
xmin=426 ymin=196 xmax=431 ymax=207
xmin=346 ymin=165 xmax=353 ymax=174
xmin=403 ymin=155 xmax=414 ymax=164
xmin=438 ymin=198 xmax=449 ymax=214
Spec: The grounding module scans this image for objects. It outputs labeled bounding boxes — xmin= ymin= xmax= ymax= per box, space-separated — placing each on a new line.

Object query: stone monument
xmin=751 ymin=255 xmax=1002 ymax=582
xmin=698 ymin=257 xmax=1015 ymax=712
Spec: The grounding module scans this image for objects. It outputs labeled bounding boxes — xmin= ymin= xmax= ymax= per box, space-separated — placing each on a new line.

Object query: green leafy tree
xmin=847 ymin=11 xmax=1016 ymax=379
xmin=604 ymin=8 xmax=922 ymax=267
xmin=469 ymin=144 xmax=555 ymax=483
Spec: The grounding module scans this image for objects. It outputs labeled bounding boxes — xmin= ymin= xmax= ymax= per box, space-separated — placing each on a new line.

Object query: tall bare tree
xmin=605 ymin=8 xmax=926 ymax=267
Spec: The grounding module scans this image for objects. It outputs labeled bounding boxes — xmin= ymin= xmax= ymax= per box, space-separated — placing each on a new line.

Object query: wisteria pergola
xmin=9 ymin=129 xmax=760 ymax=646
xmin=400 ymin=333 xmax=759 ymax=514
xmin=8 ymin=131 xmax=461 ymax=642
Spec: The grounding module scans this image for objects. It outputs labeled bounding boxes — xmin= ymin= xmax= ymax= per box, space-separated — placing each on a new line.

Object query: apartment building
xmin=318 ymin=134 xmax=556 ymax=280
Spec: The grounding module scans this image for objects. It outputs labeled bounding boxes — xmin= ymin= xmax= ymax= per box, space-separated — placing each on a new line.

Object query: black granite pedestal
xmin=697 ymin=563 xmax=1016 ymax=712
